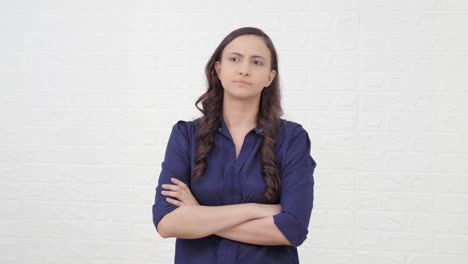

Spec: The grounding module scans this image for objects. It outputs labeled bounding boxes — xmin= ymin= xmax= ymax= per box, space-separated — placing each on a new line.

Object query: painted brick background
xmin=0 ymin=1 xmax=467 ymax=263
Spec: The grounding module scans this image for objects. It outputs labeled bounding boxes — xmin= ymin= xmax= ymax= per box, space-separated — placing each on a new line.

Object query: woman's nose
xmin=239 ymin=62 xmax=250 ymax=76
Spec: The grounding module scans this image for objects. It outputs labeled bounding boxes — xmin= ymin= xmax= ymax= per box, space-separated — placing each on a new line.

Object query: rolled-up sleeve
xmin=273 ymin=124 xmax=317 ymax=247
xmin=152 ymin=121 xmax=191 ymax=233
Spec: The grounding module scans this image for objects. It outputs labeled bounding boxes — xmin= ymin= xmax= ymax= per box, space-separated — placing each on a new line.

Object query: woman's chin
xmin=224 ymin=89 xmax=260 ymax=100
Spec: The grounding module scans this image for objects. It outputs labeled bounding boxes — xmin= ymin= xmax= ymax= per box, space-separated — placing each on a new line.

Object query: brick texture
xmin=0 ymin=1 xmax=467 ymax=263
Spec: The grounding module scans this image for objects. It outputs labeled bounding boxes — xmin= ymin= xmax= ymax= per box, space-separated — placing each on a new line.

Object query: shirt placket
xmin=217 ymin=130 xmax=249 ymax=264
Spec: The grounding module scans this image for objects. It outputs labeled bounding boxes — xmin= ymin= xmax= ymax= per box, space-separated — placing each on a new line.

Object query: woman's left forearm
xmin=214 ymin=216 xmax=292 ymax=246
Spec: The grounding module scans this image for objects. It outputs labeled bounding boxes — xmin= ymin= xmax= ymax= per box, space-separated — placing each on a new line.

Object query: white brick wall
xmin=0 ymin=1 xmax=467 ymax=263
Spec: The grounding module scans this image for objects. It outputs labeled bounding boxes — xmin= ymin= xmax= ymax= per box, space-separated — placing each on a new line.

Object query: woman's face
xmin=214 ymin=35 xmax=276 ymax=100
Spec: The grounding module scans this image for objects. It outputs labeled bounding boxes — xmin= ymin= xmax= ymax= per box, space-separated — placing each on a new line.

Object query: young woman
xmin=152 ymin=26 xmax=317 ymax=264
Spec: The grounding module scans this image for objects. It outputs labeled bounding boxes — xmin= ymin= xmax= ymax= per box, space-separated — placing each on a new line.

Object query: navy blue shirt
xmin=152 ymin=117 xmax=317 ymax=264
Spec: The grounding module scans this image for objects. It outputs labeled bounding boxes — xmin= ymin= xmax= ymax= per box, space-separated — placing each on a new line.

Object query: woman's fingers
xmin=162 ymin=178 xmax=186 ymax=189
xmin=166 ymin=197 xmax=183 ymax=206
xmin=162 ymin=186 xmax=188 ymax=202
xmin=171 ymin=177 xmax=186 ymax=187
xmin=170 ymin=178 xmax=189 ymax=191
xmin=162 ymin=178 xmax=199 ymax=207
xmin=161 ymin=190 xmax=179 ymax=198
xmin=161 ymin=184 xmax=180 ymax=191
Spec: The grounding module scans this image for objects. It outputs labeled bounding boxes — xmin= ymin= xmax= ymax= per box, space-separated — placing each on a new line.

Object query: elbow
xmin=282 ymin=230 xmax=307 ymax=247
xmin=290 ymin=234 xmax=307 ymax=247
xmin=159 ymin=231 xmax=171 ymax=239
xmin=154 ymin=206 xmax=185 ymax=238
xmin=287 ymin=227 xmax=308 ymax=247
xmin=273 ymin=212 xmax=309 ymax=247
xmin=155 ymin=216 xmax=174 ymax=238
xmin=157 ymin=224 xmax=169 ymax=238
xmin=153 ymin=213 xmax=176 ymax=238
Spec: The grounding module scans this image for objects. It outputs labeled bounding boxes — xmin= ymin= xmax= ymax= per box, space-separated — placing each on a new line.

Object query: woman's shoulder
xmin=174 ymin=118 xmax=200 ymax=129
xmin=277 ymin=118 xmax=309 ymax=139
xmin=170 ymin=118 xmax=200 ymax=140
xmin=275 ymin=118 xmax=314 ymax=172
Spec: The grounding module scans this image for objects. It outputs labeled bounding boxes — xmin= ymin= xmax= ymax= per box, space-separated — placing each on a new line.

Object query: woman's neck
xmin=222 ymin=96 xmax=259 ymax=130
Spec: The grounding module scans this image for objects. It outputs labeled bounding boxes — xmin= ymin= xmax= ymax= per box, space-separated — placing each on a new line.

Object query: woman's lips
xmin=233 ymin=80 xmax=252 ymax=86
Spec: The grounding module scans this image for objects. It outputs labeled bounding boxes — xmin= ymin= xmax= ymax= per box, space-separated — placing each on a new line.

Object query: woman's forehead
xmin=223 ymin=36 xmax=270 ymax=59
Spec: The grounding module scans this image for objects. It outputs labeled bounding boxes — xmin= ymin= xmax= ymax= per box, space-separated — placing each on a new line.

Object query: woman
xmin=152 ymin=26 xmax=317 ymax=264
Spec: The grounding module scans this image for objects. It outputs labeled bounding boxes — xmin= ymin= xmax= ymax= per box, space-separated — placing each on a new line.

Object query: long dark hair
xmin=192 ymin=27 xmax=283 ymax=203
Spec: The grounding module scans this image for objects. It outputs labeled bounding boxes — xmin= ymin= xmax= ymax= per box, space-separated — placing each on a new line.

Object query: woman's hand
xmin=161 ymin=177 xmax=200 ymax=207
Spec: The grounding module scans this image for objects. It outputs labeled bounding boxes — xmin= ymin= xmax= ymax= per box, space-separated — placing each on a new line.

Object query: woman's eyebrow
xmin=228 ymin=52 xmax=265 ymax=60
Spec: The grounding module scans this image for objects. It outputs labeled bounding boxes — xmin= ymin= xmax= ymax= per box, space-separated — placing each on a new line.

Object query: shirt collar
xmin=218 ymin=117 xmax=262 ymax=136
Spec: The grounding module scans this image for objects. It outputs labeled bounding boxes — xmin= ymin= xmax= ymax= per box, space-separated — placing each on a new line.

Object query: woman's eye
xmin=229 ymin=57 xmax=263 ymax=65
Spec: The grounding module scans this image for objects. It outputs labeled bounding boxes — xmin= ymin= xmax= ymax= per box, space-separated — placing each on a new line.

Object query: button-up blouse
xmin=152 ymin=117 xmax=317 ymax=264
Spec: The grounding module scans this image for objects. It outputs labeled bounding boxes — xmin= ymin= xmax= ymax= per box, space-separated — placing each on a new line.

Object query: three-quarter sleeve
xmin=273 ymin=124 xmax=317 ymax=247
xmin=152 ymin=121 xmax=191 ymax=233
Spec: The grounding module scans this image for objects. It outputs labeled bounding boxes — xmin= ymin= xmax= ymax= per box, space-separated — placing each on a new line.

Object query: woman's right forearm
xmin=158 ymin=203 xmax=265 ymax=239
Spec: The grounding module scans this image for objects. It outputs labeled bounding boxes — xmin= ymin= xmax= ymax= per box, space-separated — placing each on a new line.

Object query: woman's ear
xmin=214 ymin=61 xmax=221 ymax=77
xmin=267 ymin=69 xmax=277 ymax=86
